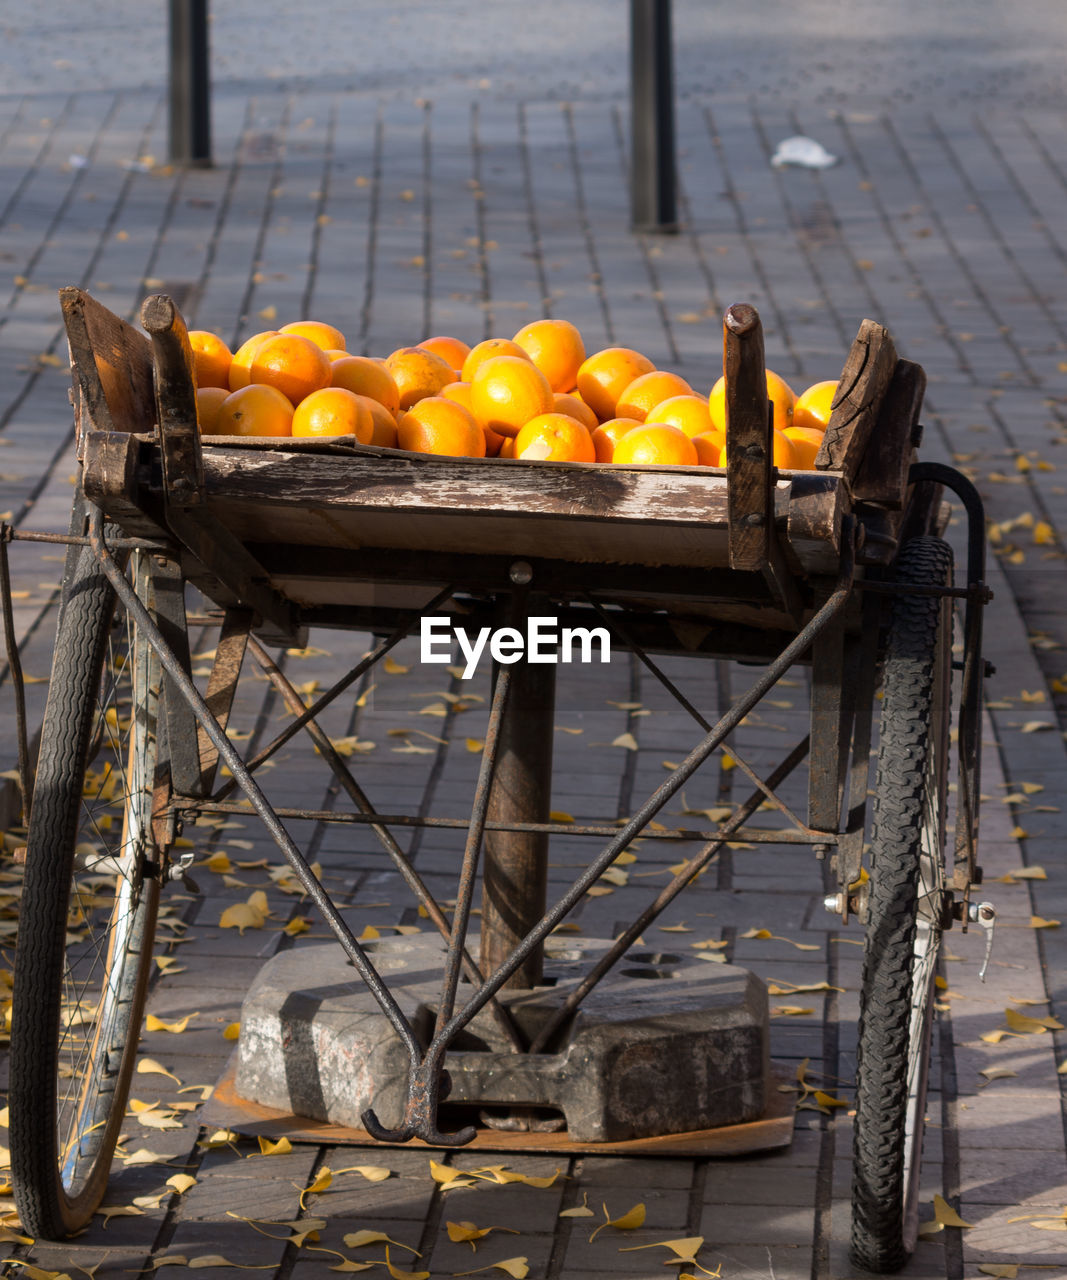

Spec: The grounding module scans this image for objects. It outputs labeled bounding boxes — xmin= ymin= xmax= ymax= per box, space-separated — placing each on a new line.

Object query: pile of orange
xmin=188 ymin=315 xmax=838 ymax=468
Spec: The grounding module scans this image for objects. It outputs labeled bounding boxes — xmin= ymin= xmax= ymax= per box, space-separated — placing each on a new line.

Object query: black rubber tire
xmin=849 ymin=536 xmax=954 ymax=1273
xmin=9 ymin=538 xmax=161 ymax=1239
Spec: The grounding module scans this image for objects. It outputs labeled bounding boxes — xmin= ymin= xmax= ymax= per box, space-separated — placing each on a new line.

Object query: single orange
xmin=444 ymin=375 xmax=503 ymax=455
xmin=418 ymin=334 xmax=472 ymax=373
xmin=644 ymin=394 xmax=715 ymax=439
xmin=513 ymin=413 xmax=595 ymax=463
xmin=613 ymin=423 xmax=699 ymax=467
xmin=512 ymin=318 xmax=586 ymax=393
xmin=215 ymin=384 xmax=293 ymax=437
xmin=195 ymin=385 xmax=230 ymax=435
xmin=366 ymin=399 xmax=399 ymax=448
xmin=469 ymin=355 xmax=553 ymax=438
xmin=708 ymin=369 xmax=797 ymax=435
xmin=331 ymin=356 xmax=401 ymax=418
xmin=552 ymin=392 xmax=598 ymax=432
xmin=590 ymin=417 xmax=638 ymax=463
xmin=793 ymin=380 xmax=838 ymax=433
xmin=460 ymin=337 xmax=532 ymax=384
xmin=386 ymin=346 xmax=456 ymax=410
xmin=715 ymin=430 xmax=799 ymax=469
xmin=576 ymin=347 xmax=656 ymax=422
xmin=397 ymin=396 xmax=487 ymax=458
xmin=616 ymin=370 xmax=693 ymax=422
xmin=249 ymin=333 xmax=332 ymax=405
xmin=280 ymin=320 xmax=347 ymax=352
xmin=291 ymin=387 xmax=376 ymax=441
xmin=783 ymin=425 xmax=825 ymax=469
xmin=188 ymin=330 xmax=233 ymax=390
xmin=692 ymin=432 xmax=725 ymax=466
xmin=227 ymin=330 xmax=277 ymax=391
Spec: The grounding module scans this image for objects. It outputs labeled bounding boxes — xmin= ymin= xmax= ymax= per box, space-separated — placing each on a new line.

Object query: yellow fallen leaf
xmin=300 ymin=1167 xmax=333 ymax=1208
xmin=145 ymin=1013 xmax=196 ymax=1034
xmin=343 ymin=1231 xmax=418 ymax=1253
xmin=470 ymin=1166 xmax=561 ymax=1188
xmin=1005 ymin=1007 xmax=1064 ymax=1032
xmin=166 ymin=1174 xmax=197 ymax=1195
xmin=96 ymin=1203 xmax=146 ymax=1223
xmin=560 ymin=1194 xmax=595 ymax=1218
xmin=136 ymin=1059 xmax=181 ymax=1085
xmin=257 ymin=1136 xmax=292 ymax=1156
xmin=455 ymin=1261 xmax=529 ymax=1279
xmin=447 ymin=1220 xmax=518 ymax=1248
xmin=611 ymin=732 xmax=639 ymax=750
xmin=999 ymin=866 xmax=1047 ymax=881
xmin=283 ymin=916 xmax=311 ymax=936
xmin=188 ymin=1257 xmax=275 ymax=1270
xmin=933 ymin=1194 xmax=973 ymax=1228
xmin=465 ymin=738 xmax=484 ymax=753
xmin=1058 ymin=1060 xmax=1067 ymax=1074
xmin=205 ymin=852 xmax=234 ymax=873
xmin=1021 ymin=720 xmax=1053 ymax=733
xmin=549 ymin=810 xmax=574 ymax=823
xmin=618 ymin=1236 xmax=705 ymax=1264
xmin=772 ymin=1006 xmax=815 ymax=1016
xmin=219 ymin=902 xmax=265 ymax=934
xmin=333 ymin=1165 xmax=393 ymax=1182
xmin=1031 ymin=916 xmax=1061 ymax=930
xmin=1022 ymin=782 xmax=1044 ymax=794
xmin=978 ymin=1266 xmax=1019 ymax=1278
xmin=1011 ymin=826 xmax=1029 ymax=840
xmin=1033 ymin=522 xmax=1055 ymax=545
xmin=144 ymin=1261 xmax=192 ymax=1273
xmin=326 ymin=736 xmax=375 ymax=756
xmin=978 ymin=1067 xmax=1018 ymax=1084
xmin=589 ymin=1201 xmax=645 ymax=1242
xmin=691 ymin=938 xmax=729 ymax=951
xmin=1031 ymin=1219 xmax=1067 ymax=1231
xmin=766 ymin=980 xmax=841 ymax=995
xmin=812 ymin=1090 xmax=849 ymax=1109
xmin=384 ymin=1247 xmax=430 ymax=1280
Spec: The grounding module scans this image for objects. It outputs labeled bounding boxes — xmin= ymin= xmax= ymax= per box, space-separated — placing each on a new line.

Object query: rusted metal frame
xmin=582 ymin=592 xmax=815 ymax=837
xmin=169 ymin=799 xmax=829 ymax=843
xmin=380 ymin=529 xmax=858 ymax=1147
xmin=196 ymin=609 xmax=253 ymax=795
xmin=208 ymin=585 xmax=456 ymax=803
xmin=361 ymin=665 xmax=514 ymax=1146
xmin=86 ymin=505 xmax=426 ymax=1068
xmin=909 ymin=462 xmax=988 ymax=910
xmin=243 ymin=633 xmax=525 ymax=1055
xmin=831 ymin=590 xmax=882 ymax=920
xmin=150 ymin=556 xmax=202 ymax=797
xmin=0 ymin=531 xmax=32 ymax=822
xmin=527 ymin=733 xmax=813 ymax=1054
xmin=855 ymin=579 xmax=980 ymax=602
xmin=4 ymin=529 xmax=176 ymax=552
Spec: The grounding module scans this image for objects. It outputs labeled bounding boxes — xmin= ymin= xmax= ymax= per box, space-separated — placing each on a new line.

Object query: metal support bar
xmin=245 ymin=635 xmax=525 ymax=1054
xmin=168 ymin=0 xmax=212 ymax=167
xmin=87 ymin=507 xmax=424 ymax=1068
xmin=528 ymin=734 xmax=812 ymax=1053
xmin=630 ymin=0 xmax=678 ymax=232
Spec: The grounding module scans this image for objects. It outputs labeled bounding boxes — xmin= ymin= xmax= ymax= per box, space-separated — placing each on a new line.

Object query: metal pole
xmin=168 ymin=0 xmax=212 ymax=168
xmin=630 ymin=0 xmax=678 ymax=232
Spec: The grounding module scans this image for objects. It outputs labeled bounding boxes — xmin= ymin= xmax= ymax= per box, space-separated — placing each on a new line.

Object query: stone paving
xmin=2 ymin=6 xmax=1067 ymax=1278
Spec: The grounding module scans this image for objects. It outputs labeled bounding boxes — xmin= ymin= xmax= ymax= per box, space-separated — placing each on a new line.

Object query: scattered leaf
xmin=454 ymin=1260 xmax=529 ymax=1279
xmin=978 ymin=1067 xmax=1018 ymax=1084
xmin=933 ymin=1194 xmax=973 ymax=1229
xmin=611 ymin=733 xmax=639 ymax=751
xmin=1030 ymin=916 xmax=1061 ymax=930
xmin=145 ymin=1013 xmax=196 ymax=1034
xmin=136 ymin=1059 xmax=181 ymax=1086
xmin=978 ymin=1266 xmax=1018 ymax=1278
xmin=619 ymin=1236 xmax=706 ymax=1265
xmin=1005 ymin=1007 xmax=1064 ymax=1033
xmin=257 ymin=1136 xmax=293 ymax=1156
xmin=333 ymin=1164 xmax=393 ymax=1182
xmin=771 ymin=1006 xmax=814 ymax=1016
xmin=383 ymin=1247 xmax=430 ymax=1280
xmin=166 ymin=1174 xmax=197 ymax=1195
xmin=560 ymin=1193 xmax=595 ymax=1218
xmin=299 ymin=1167 xmax=334 ymax=1207
xmin=589 ymin=1201 xmax=646 ymax=1242
xmin=447 ymin=1220 xmax=519 ymax=1248
xmin=343 ymin=1231 xmax=418 ymax=1254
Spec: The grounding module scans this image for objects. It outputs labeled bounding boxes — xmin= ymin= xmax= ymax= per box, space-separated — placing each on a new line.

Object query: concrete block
xmin=235 ymin=935 xmax=769 ymax=1142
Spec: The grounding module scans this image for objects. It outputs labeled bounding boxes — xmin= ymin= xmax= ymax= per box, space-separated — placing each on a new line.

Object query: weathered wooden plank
xmin=61 ymin=287 xmax=155 ymax=443
xmin=140 ymin=293 xmax=205 ymax=508
xmin=197 ymin=609 xmax=252 ymax=796
xmin=723 ymin=303 xmax=771 ymax=571
xmin=851 ymin=359 xmax=926 ymax=508
xmin=81 ymin=431 xmax=171 ymax=542
xmin=814 ymin=319 xmax=897 ymax=484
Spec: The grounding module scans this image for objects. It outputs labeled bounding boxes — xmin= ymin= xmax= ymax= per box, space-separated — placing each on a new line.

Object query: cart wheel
xmin=850 ymin=536 xmax=954 ymax=1273
xmin=10 ymin=539 xmax=161 ymax=1239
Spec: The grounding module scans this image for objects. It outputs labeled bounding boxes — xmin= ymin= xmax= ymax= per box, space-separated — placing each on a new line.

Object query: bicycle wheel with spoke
xmin=850 ymin=536 xmax=953 ymax=1273
xmin=10 ymin=541 xmax=162 ymax=1239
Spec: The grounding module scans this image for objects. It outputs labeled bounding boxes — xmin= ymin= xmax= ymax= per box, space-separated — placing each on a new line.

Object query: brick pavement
xmin=2 ymin=25 xmax=1067 ymax=1280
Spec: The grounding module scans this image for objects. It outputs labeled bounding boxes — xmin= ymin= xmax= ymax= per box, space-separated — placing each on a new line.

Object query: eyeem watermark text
xmin=421 ymin=617 xmax=611 ymax=679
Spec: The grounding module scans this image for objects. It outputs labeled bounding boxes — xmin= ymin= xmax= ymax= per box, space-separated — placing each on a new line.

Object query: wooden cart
xmin=2 ymin=289 xmax=991 ymax=1272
